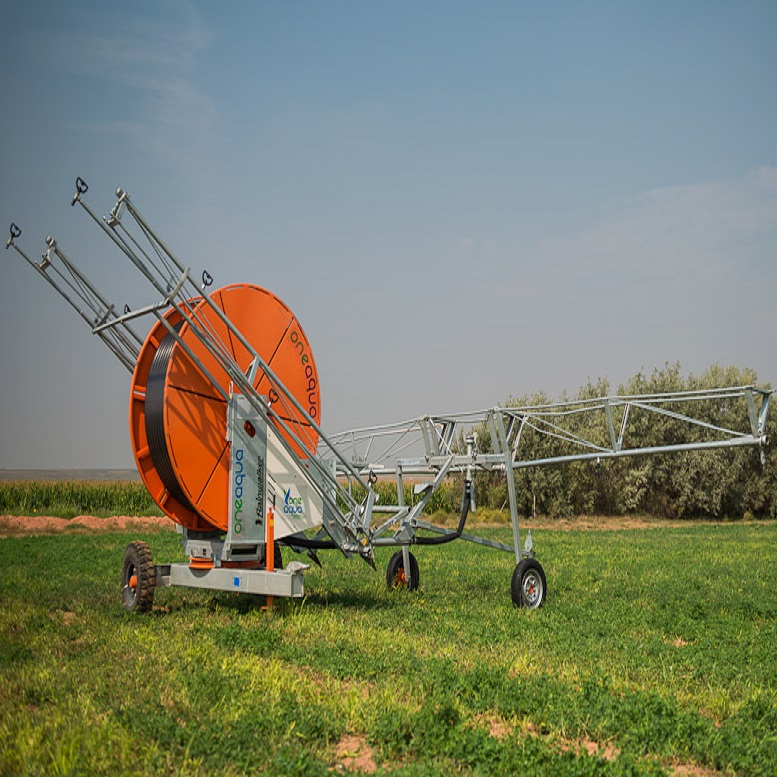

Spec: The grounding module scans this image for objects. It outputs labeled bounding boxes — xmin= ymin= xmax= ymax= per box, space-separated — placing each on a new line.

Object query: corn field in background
xmin=0 ymin=481 xmax=162 ymax=518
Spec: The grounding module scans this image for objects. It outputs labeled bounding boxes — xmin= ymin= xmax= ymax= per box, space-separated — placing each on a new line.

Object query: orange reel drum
xmin=128 ymin=284 xmax=321 ymax=531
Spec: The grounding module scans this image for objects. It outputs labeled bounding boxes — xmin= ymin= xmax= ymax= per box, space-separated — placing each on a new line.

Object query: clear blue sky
xmin=1 ymin=1 xmax=775 ymax=469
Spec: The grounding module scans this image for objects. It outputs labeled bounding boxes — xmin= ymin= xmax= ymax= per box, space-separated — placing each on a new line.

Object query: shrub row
xmin=479 ymin=362 xmax=776 ymax=519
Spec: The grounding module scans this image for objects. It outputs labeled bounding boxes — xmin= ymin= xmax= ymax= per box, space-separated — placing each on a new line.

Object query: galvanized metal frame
xmin=7 ymin=179 xmax=773 ymax=594
xmin=323 ymin=388 xmax=770 ymax=561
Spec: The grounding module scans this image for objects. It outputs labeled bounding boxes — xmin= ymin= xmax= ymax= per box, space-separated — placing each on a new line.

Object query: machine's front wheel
xmin=511 ymin=558 xmax=546 ymax=609
xmin=121 ymin=541 xmax=156 ymax=612
xmin=386 ymin=550 xmax=420 ymax=591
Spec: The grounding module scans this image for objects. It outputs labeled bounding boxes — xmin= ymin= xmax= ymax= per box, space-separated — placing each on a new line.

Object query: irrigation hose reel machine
xmin=7 ymin=179 xmax=773 ymax=614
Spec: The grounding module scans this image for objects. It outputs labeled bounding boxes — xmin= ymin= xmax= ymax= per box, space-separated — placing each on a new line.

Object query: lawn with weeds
xmin=1 ymin=522 xmax=776 ymax=775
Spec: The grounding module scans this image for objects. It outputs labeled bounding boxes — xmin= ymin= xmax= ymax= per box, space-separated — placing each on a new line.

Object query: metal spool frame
xmin=129 ymin=284 xmax=320 ymax=531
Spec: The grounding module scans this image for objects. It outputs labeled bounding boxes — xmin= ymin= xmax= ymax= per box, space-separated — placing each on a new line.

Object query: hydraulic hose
xmin=414 ymin=481 xmax=472 ymax=546
xmin=282 ymin=480 xmax=473 ymax=551
xmin=280 ymin=535 xmax=337 ymax=550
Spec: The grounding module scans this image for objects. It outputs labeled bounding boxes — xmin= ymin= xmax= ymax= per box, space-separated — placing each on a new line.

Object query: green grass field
xmin=1 ymin=522 xmax=775 ymax=776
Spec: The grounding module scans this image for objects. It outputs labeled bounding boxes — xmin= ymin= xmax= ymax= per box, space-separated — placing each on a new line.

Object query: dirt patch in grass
xmin=2 ymin=513 xmax=770 ymax=538
xmin=471 ymin=712 xmax=514 ymax=739
xmin=333 ymin=733 xmax=377 ymax=774
xmin=0 ymin=514 xmax=173 ymax=536
xmin=666 ymin=761 xmax=727 ymax=776
xmin=560 ymin=737 xmax=620 ymax=761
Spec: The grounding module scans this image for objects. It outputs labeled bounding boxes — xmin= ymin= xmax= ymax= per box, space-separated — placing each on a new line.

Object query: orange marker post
xmin=264 ymin=506 xmax=275 ymax=610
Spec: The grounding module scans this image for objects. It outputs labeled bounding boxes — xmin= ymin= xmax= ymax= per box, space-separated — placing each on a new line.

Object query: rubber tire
xmin=511 ymin=558 xmax=546 ymax=609
xmin=121 ymin=540 xmax=156 ymax=613
xmin=386 ymin=550 xmax=420 ymax=591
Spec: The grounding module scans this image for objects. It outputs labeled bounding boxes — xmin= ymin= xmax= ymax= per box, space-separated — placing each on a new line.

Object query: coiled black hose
xmin=144 ymin=327 xmax=195 ymax=511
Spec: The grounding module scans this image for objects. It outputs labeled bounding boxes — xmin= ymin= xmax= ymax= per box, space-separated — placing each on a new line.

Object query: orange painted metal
xmin=266 ymin=507 xmax=275 ymax=571
xmin=129 ymin=307 xmax=211 ymax=531
xmin=188 ymin=557 xmax=214 ymax=570
xmin=221 ymin=560 xmax=261 ymax=570
xmin=264 ymin=506 xmax=275 ymax=609
xmin=128 ymin=284 xmax=320 ymax=533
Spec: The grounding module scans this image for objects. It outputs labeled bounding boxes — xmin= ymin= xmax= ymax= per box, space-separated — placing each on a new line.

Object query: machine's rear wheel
xmin=386 ymin=550 xmax=419 ymax=591
xmin=121 ymin=541 xmax=156 ymax=612
xmin=511 ymin=558 xmax=546 ymax=609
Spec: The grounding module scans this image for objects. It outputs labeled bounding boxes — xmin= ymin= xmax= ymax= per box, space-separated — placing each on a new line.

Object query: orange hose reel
xmin=128 ymin=283 xmax=320 ymax=532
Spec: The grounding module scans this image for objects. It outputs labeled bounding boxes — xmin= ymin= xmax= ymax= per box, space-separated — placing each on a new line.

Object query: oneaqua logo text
xmin=283 ymin=488 xmax=304 ymax=516
xmin=233 ymin=448 xmax=245 ymax=533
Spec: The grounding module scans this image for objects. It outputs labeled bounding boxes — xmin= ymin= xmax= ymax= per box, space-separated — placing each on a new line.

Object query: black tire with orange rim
xmin=386 ymin=550 xmax=419 ymax=591
xmin=121 ymin=540 xmax=155 ymax=612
